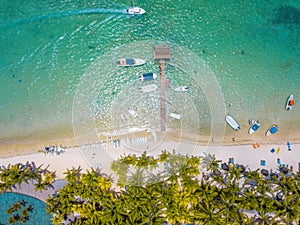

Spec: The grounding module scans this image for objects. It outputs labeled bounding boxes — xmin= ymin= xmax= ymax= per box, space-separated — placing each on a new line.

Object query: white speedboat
xmin=139 ymin=72 xmax=157 ymax=81
xmin=140 ymin=84 xmax=158 ymax=93
xmin=170 ymin=113 xmax=181 ymax=120
xmin=248 ymin=120 xmax=260 ymax=134
xmin=285 ymin=94 xmax=294 ymax=110
xmin=225 ymin=115 xmax=240 ymax=131
xmin=128 ymin=108 xmax=137 ymax=118
xmin=265 ymin=124 xmax=278 ymax=136
xmin=127 ymin=7 xmax=146 ymax=15
xmin=117 ymin=58 xmax=146 ymax=67
xmin=174 ymin=86 xmax=189 ymax=92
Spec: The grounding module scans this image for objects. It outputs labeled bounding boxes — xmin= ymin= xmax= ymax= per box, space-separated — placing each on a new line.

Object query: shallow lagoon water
xmin=0 ymin=0 xmax=299 ymax=146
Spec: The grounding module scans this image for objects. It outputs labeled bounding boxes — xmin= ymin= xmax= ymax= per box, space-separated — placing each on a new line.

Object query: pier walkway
xmin=154 ymin=46 xmax=170 ymax=132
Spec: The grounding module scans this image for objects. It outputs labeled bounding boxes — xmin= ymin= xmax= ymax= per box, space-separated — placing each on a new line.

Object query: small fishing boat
xmin=248 ymin=120 xmax=260 ymax=134
xmin=140 ymin=84 xmax=158 ymax=93
xmin=117 ymin=58 xmax=145 ymax=67
xmin=225 ymin=115 xmax=240 ymax=131
xmin=265 ymin=124 xmax=278 ymax=136
xmin=170 ymin=113 xmax=181 ymax=120
xmin=285 ymin=94 xmax=294 ymax=110
xmin=139 ymin=72 xmax=157 ymax=81
xmin=174 ymin=86 xmax=189 ymax=92
xmin=127 ymin=7 xmax=146 ymax=15
xmin=128 ymin=108 xmax=137 ymax=118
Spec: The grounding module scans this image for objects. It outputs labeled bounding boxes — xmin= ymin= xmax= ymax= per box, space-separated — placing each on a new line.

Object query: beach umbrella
xmin=279 ymin=167 xmax=289 ymax=174
xmin=260 ymin=169 xmax=269 ymax=176
xmin=238 ymin=165 xmax=246 ymax=173
xmin=221 ymin=163 xmax=229 ymax=171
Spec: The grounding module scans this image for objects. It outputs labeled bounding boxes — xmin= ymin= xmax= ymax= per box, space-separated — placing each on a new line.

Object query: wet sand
xmin=0 ymin=127 xmax=299 ymax=180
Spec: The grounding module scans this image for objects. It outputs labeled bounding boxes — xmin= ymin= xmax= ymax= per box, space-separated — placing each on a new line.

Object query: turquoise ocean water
xmin=0 ymin=0 xmax=299 ymax=146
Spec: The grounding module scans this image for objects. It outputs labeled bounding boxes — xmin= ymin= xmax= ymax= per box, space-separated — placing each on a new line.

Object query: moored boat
xmin=140 ymin=84 xmax=158 ymax=93
xmin=248 ymin=120 xmax=260 ymax=134
xmin=128 ymin=108 xmax=138 ymax=118
xmin=170 ymin=113 xmax=181 ymax=120
xmin=117 ymin=58 xmax=145 ymax=67
xmin=265 ymin=124 xmax=278 ymax=136
xmin=174 ymin=86 xmax=189 ymax=92
xmin=127 ymin=7 xmax=146 ymax=15
xmin=139 ymin=72 xmax=157 ymax=81
xmin=225 ymin=115 xmax=240 ymax=131
xmin=285 ymin=94 xmax=294 ymax=110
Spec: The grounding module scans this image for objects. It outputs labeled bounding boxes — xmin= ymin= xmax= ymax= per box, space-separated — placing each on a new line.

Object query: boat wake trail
xmin=34 ymin=8 xmax=127 ymax=20
xmin=1 ymin=8 xmax=127 ymax=29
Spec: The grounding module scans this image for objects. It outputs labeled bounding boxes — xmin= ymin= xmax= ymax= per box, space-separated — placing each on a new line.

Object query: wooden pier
xmin=154 ymin=46 xmax=170 ymax=131
xmin=160 ymin=60 xmax=166 ymax=131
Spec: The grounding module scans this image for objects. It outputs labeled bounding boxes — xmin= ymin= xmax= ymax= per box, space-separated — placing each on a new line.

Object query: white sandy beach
xmin=0 ymin=141 xmax=299 ymax=179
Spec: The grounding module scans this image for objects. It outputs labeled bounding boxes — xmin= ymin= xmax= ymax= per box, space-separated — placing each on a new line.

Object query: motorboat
xmin=174 ymin=86 xmax=189 ymax=92
xmin=128 ymin=108 xmax=137 ymax=118
xmin=140 ymin=84 xmax=158 ymax=93
xmin=139 ymin=72 xmax=157 ymax=81
xmin=117 ymin=58 xmax=146 ymax=67
xmin=170 ymin=113 xmax=181 ymax=120
xmin=265 ymin=124 xmax=278 ymax=136
xmin=127 ymin=7 xmax=146 ymax=15
xmin=225 ymin=115 xmax=240 ymax=131
xmin=248 ymin=120 xmax=260 ymax=134
xmin=285 ymin=94 xmax=294 ymax=110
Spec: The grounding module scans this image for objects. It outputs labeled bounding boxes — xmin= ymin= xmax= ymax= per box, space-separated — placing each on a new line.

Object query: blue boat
xmin=139 ymin=72 xmax=157 ymax=81
xmin=265 ymin=124 xmax=278 ymax=136
xmin=248 ymin=120 xmax=260 ymax=134
xmin=117 ymin=58 xmax=146 ymax=67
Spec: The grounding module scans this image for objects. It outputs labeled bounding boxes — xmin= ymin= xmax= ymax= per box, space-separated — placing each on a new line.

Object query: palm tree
xmin=192 ymin=184 xmax=225 ymax=225
xmin=44 ymin=151 xmax=300 ymax=224
xmin=242 ymin=170 xmax=276 ymax=224
xmin=272 ymin=173 xmax=300 ymax=224
xmin=201 ymin=152 xmax=221 ymax=173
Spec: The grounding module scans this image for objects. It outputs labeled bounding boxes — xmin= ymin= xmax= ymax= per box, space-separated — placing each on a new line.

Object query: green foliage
xmin=54 ymin=150 xmax=299 ymax=224
xmin=4 ymin=153 xmax=299 ymax=224
xmin=0 ymin=162 xmax=56 ymax=193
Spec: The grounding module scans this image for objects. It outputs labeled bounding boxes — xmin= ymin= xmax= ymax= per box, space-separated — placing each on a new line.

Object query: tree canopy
xmin=1 ymin=152 xmax=299 ymax=224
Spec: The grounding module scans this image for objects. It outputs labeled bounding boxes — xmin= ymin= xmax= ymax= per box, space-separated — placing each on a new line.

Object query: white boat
xmin=117 ymin=58 xmax=145 ymax=67
xmin=174 ymin=86 xmax=189 ymax=92
xmin=225 ymin=115 xmax=240 ymax=131
xmin=285 ymin=94 xmax=294 ymax=110
xmin=170 ymin=113 xmax=181 ymax=120
xmin=127 ymin=7 xmax=146 ymax=15
xmin=248 ymin=120 xmax=260 ymax=134
xmin=128 ymin=108 xmax=137 ymax=118
xmin=139 ymin=72 xmax=157 ymax=81
xmin=265 ymin=124 xmax=278 ymax=136
xmin=140 ymin=84 xmax=158 ymax=93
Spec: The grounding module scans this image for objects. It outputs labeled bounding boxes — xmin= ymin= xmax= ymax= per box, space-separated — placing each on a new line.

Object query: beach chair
xmin=287 ymin=141 xmax=291 ymax=151
xmin=113 ymin=139 xmax=118 ymax=148
xmin=277 ymin=158 xmax=281 ymax=164
xmin=260 ymin=160 xmax=266 ymax=166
